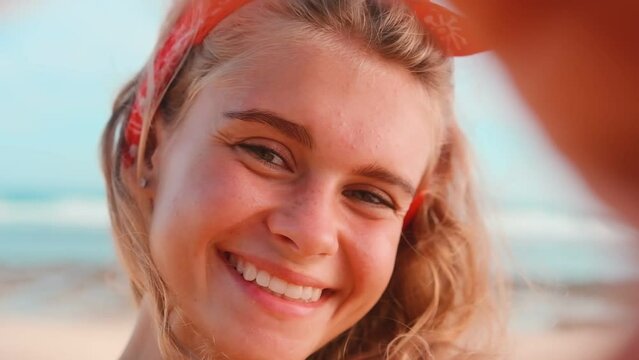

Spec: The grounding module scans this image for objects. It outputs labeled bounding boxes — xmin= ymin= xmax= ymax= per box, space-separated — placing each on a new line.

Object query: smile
xmin=226 ymin=253 xmax=323 ymax=303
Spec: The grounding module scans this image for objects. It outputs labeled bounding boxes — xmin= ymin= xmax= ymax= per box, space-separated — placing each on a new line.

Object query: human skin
xmin=122 ymin=40 xmax=436 ymax=359
xmin=449 ymin=0 xmax=639 ymax=358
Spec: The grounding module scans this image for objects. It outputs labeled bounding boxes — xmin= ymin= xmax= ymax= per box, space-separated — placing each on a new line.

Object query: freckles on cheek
xmin=178 ymin=159 xmax=271 ymax=233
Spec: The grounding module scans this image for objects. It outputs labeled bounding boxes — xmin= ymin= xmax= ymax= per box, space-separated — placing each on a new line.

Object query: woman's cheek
xmin=346 ymin=225 xmax=401 ymax=295
xmin=148 ymin=153 xmax=269 ymax=291
xmin=175 ymin=155 xmax=276 ymax=236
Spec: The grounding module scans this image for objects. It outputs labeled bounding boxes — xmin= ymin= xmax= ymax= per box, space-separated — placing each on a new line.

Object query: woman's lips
xmin=226 ymin=252 xmax=323 ymax=302
xmin=218 ymin=250 xmax=334 ymax=317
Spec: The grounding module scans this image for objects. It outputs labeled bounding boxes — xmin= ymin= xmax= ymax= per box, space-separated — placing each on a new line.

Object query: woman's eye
xmin=237 ymin=143 xmax=289 ymax=169
xmin=343 ymin=189 xmax=395 ymax=209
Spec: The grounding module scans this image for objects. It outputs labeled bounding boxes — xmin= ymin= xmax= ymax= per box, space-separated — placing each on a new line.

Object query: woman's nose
xmin=265 ymin=186 xmax=340 ymax=259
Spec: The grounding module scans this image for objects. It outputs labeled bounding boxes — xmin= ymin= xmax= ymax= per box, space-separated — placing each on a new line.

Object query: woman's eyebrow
xmin=223 ymin=110 xmax=414 ymax=196
xmin=224 ymin=109 xmax=314 ymax=149
xmin=354 ymin=164 xmax=416 ymax=196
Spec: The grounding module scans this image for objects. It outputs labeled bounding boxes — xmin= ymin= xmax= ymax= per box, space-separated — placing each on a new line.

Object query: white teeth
xmin=311 ymin=288 xmax=321 ymax=302
xmin=268 ymin=276 xmax=288 ymax=295
xmin=256 ymin=270 xmax=270 ymax=287
xmin=229 ymin=254 xmax=244 ymax=273
xmin=228 ymin=254 xmax=324 ymax=303
xmin=301 ymin=286 xmax=313 ymax=301
xmin=242 ymin=263 xmax=257 ymax=282
xmin=284 ymin=284 xmax=303 ymax=300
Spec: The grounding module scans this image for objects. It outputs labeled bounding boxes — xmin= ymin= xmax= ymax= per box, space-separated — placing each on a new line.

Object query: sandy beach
xmin=0 ymin=316 xmax=133 ymax=360
xmin=1 ymin=317 xmax=635 ymax=360
xmin=1 ymin=264 xmax=637 ymax=359
xmin=4 ymin=319 xmax=638 ymax=360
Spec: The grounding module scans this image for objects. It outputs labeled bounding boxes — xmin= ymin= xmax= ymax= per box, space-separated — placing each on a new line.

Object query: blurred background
xmin=1 ymin=0 xmax=638 ymax=359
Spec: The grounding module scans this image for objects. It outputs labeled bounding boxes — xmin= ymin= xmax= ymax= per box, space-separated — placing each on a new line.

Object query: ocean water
xmin=0 ymin=188 xmax=115 ymax=266
xmin=0 ymin=225 xmax=115 ymax=267
xmin=1 ymin=191 xmax=637 ymax=286
xmin=0 ymin=188 xmax=636 ymax=334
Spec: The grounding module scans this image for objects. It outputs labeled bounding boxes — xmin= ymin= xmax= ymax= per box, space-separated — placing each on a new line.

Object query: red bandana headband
xmin=123 ymin=0 xmax=483 ymax=226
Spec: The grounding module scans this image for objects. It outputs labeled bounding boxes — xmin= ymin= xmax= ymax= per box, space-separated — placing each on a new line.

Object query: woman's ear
xmin=124 ymin=117 xmax=170 ymax=204
xmin=139 ymin=118 xmax=170 ymax=197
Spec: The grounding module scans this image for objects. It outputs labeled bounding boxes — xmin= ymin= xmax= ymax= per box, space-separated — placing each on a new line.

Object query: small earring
xmin=139 ymin=177 xmax=149 ymax=189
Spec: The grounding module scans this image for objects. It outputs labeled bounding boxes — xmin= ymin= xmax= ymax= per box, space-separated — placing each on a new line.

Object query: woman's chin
xmin=200 ymin=328 xmax=319 ymax=360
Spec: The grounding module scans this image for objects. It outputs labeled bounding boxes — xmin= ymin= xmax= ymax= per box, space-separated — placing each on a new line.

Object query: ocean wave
xmin=0 ymin=198 xmax=109 ymax=228
xmin=487 ymin=208 xmax=636 ymax=243
xmin=0 ymin=198 xmax=635 ymax=242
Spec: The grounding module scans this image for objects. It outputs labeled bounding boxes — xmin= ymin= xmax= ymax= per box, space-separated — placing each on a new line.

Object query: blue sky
xmin=0 ymin=0 xmax=606 ymax=215
xmin=0 ymin=0 xmax=166 ymax=193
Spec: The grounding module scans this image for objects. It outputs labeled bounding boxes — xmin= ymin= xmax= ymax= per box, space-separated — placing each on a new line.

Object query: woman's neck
xmin=120 ymin=295 xmax=163 ymax=360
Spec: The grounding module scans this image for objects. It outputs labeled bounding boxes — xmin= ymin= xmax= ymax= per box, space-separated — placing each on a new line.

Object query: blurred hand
xmin=451 ymin=0 xmax=639 ymax=227
xmin=449 ymin=1 xmax=639 ymax=358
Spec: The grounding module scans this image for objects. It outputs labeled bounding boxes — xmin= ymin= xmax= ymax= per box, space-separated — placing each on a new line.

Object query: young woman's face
xmin=148 ymin=41 xmax=437 ymax=359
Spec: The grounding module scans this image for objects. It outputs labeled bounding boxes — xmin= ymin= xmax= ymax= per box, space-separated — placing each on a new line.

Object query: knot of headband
xmin=123 ymin=0 xmax=483 ymax=226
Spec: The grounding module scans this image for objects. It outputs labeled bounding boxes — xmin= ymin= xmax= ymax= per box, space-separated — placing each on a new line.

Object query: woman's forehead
xmin=219 ymin=42 xmax=436 ymax=137
xmin=194 ymin=41 xmax=440 ymax=176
